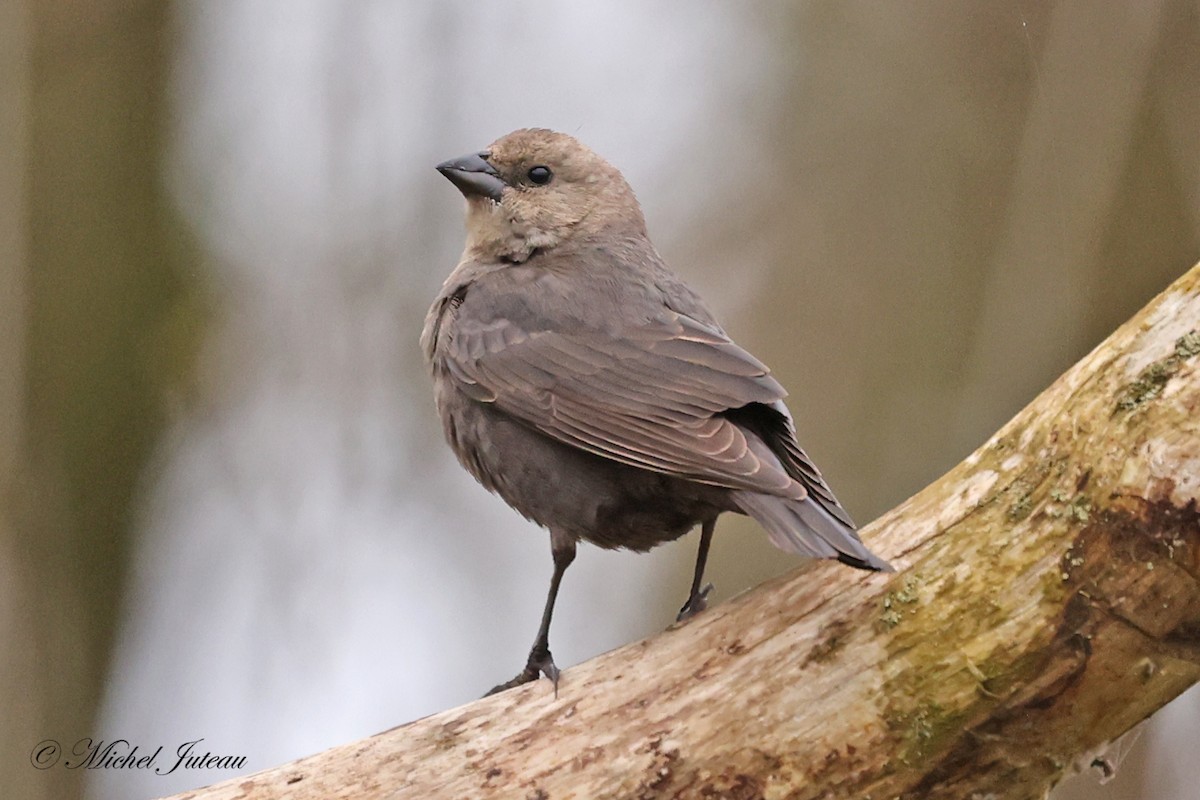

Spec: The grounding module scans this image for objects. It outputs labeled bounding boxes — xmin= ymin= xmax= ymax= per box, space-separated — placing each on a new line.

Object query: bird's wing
xmin=725 ymin=400 xmax=858 ymax=529
xmin=443 ymin=308 xmax=803 ymax=497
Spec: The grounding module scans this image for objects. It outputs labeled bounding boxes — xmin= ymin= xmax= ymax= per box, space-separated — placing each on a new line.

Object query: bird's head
xmin=437 ymin=128 xmax=645 ymax=264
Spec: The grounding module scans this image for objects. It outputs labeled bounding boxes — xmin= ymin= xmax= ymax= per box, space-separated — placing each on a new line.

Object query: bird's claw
xmin=676 ymin=582 xmax=714 ymax=622
xmin=484 ymin=646 xmax=561 ymax=697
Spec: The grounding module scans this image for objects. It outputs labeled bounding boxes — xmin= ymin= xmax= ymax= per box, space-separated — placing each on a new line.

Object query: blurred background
xmin=3 ymin=1 xmax=1198 ymax=798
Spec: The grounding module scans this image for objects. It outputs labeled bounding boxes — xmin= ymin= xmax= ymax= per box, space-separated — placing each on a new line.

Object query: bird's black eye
xmin=527 ymin=166 xmax=553 ymax=185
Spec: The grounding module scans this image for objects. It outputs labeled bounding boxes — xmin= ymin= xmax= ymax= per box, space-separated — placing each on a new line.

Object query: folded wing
xmin=444 ymin=309 xmax=803 ymax=499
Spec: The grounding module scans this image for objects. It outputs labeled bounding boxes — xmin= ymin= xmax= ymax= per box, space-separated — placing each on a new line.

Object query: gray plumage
xmin=423 ymin=129 xmax=890 ymax=693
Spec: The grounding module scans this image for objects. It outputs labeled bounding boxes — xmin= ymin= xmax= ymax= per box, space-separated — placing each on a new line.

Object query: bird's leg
xmin=676 ymin=518 xmax=716 ymax=622
xmin=486 ymin=530 xmax=576 ymax=697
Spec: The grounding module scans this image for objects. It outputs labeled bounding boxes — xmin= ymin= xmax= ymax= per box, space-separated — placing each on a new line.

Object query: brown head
xmin=436 ymin=129 xmax=646 ymax=263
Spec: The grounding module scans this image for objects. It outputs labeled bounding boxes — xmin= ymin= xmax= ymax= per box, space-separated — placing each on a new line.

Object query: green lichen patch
xmin=879 ymin=575 xmax=923 ymax=630
xmin=1045 ymin=491 xmax=1092 ymax=525
xmin=887 ymin=701 xmax=968 ymax=767
xmin=1177 ymin=329 xmax=1200 ymax=357
xmin=1007 ymin=491 xmax=1034 ymax=521
xmin=1114 ymin=329 xmax=1200 ymax=412
xmin=998 ymin=459 xmax=1062 ymax=523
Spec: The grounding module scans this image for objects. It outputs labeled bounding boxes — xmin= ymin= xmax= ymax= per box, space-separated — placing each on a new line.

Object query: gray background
xmin=2 ymin=2 xmax=1198 ymax=799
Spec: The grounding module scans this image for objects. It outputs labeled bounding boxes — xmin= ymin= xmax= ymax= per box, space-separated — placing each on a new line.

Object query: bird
xmin=422 ymin=128 xmax=891 ymax=695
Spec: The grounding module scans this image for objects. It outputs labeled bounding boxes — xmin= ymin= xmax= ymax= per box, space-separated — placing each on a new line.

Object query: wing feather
xmin=443 ymin=309 xmax=801 ymax=497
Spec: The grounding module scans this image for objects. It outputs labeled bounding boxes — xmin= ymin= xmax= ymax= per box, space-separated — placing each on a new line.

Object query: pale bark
xmin=168 ymin=263 xmax=1200 ymax=800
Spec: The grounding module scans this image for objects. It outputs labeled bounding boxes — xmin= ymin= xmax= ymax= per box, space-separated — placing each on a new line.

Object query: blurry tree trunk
xmin=954 ymin=0 xmax=1171 ymax=455
xmin=1 ymin=3 xmax=192 ymax=799
xmin=166 ymin=262 xmax=1200 ymax=799
xmin=0 ymin=2 xmax=39 ymax=797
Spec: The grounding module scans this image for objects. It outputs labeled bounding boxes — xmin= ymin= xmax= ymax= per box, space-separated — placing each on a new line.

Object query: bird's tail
xmin=732 ymin=491 xmax=893 ymax=572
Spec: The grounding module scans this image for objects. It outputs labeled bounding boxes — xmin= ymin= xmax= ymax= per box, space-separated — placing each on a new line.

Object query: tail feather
xmin=733 ymin=490 xmax=893 ymax=572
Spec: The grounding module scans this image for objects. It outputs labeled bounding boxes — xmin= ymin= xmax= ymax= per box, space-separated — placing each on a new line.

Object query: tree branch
xmin=166 ymin=263 xmax=1200 ymax=800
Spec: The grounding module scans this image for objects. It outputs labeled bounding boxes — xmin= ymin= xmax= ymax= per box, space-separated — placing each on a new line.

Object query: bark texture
xmin=167 ymin=263 xmax=1200 ymax=800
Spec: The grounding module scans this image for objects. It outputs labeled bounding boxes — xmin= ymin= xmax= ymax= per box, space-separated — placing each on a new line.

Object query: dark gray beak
xmin=436 ymin=151 xmax=506 ymax=203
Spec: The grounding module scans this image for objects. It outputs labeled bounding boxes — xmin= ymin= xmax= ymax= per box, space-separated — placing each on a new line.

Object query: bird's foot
xmin=484 ymin=646 xmax=561 ymax=697
xmin=676 ymin=582 xmax=714 ymax=623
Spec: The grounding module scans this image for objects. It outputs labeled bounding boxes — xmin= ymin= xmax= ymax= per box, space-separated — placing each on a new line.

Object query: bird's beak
xmin=436 ymin=151 xmax=507 ymax=203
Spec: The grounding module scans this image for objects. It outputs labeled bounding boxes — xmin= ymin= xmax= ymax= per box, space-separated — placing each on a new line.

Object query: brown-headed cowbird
xmin=423 ymin=129 xmax=891 ymax=695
